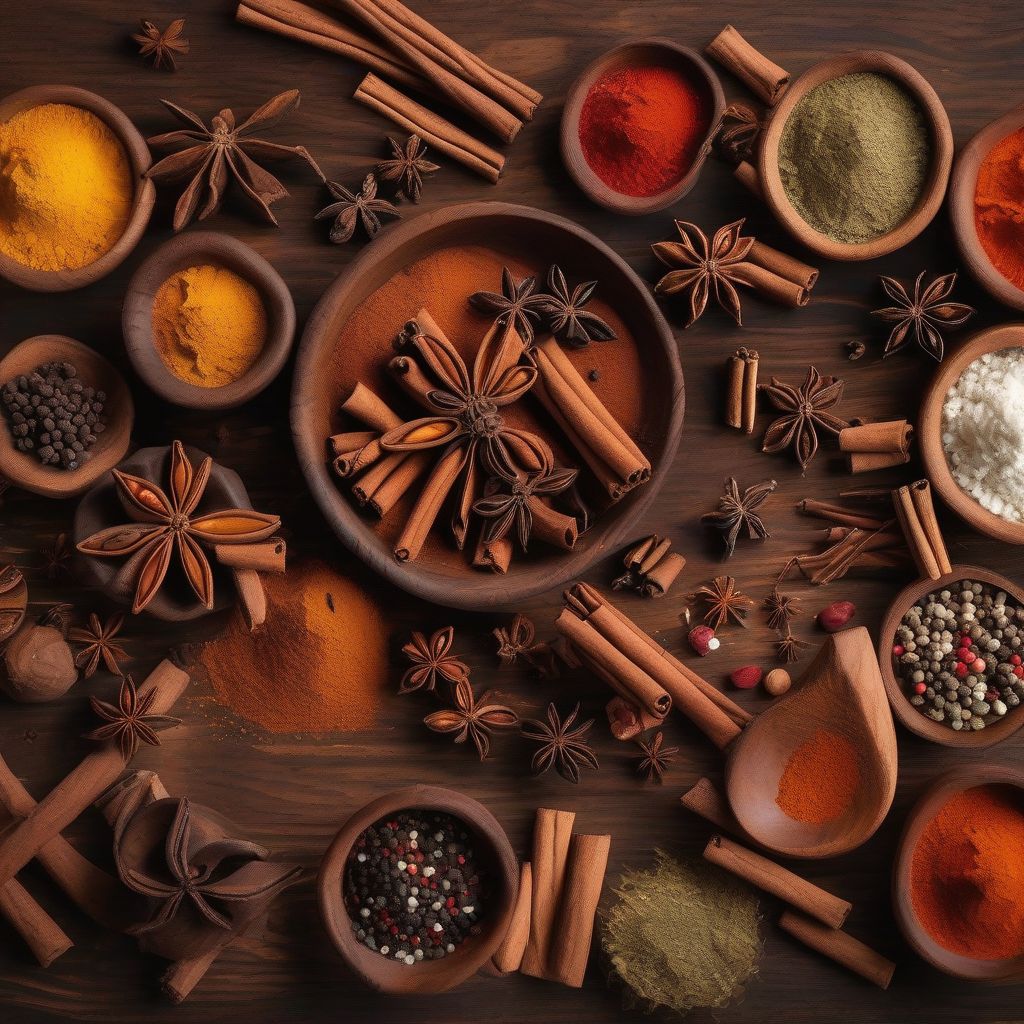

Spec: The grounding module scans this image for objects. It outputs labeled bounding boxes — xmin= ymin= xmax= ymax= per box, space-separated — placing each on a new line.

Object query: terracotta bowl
xmin=122 ymin=232 xmax=296 ymax=410
xmin=0 ymin=85 xmax=154 ymax=292
xmin=893 ymin=764 xmax=1024 ymax=981
xmin=877 ymin=565 xmax=1024 ymax=748
xmin=318 ymin=785 xmax=519 ymax=995
xmin=950 ymin=103 xmax=1024 ymax=312
xmin=560 ymin=38 xmax=724 ymax=215
xmin=291 ymin=201 xmax=684 ymax=610
xmin=918 ymin=322 xmax=1024 ymax=544
xmin=0 ymin=335 xmax=134 ymax=499
xmin=755 ymin=50 xmax=953 ymax=261
xmin=72 ymin=444 xmax=258 ymax=622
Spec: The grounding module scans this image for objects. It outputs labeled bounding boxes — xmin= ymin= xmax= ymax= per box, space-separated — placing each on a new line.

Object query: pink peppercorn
xmin=913 ymin=682 xmax=927 ymax=695
xmin=893 ymin=644 xmax=905 ymax=657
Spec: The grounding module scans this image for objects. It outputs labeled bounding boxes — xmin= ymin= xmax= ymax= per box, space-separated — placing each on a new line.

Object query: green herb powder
xmin=778 ymin=72 xmax=930 ymax=244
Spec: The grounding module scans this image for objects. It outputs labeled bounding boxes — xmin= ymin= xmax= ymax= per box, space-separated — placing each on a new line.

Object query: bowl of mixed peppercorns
xmin=878 ymin=566 xmax=1024 ymax=748
xmin=318 ymin=785 xmax=519 ymax=994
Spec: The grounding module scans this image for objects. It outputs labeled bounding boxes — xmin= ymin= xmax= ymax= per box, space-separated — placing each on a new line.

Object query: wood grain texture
xmin=3 ymin=1 xmax=1024 ymax=1021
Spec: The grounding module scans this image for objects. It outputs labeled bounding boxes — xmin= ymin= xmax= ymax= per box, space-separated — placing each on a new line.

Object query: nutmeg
xmin=764 ymin=668 xmax=792 ymax=697
xmin=1 ymin=624 xmax=78 ymax=703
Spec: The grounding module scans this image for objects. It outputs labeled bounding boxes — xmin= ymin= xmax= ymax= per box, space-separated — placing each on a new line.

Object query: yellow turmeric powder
xmin=0 ymin=103 xmax=133 ymax=271
xmin=152 ymin=264 xmax=267 ymax=388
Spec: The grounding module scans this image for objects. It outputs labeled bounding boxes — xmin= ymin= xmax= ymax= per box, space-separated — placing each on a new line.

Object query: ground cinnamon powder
xmin=198 ymin=560 xmax=387 ymax=733
xmin=775 ymin=729 xmax=860 ymax=824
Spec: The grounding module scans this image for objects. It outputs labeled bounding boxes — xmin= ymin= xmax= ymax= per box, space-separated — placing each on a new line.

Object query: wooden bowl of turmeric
xmin=0 ymin=85 xmax=154 ymax=292
xmin=122 ymin=231 xmax=296 ymax=411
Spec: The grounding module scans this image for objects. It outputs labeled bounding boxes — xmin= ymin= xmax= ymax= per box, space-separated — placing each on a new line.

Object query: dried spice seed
xmin=761 ymin=366 xmax=849 ymax=471
xmin=423 ymin=679 xmax=518 ymax=760
xmin=132 ymin=18 xmax=189 ymax=70
xmin=702 ymin=477 xmax=776 ymax=558
xmin=375 ymin=134 xmax=439 ymax=202
xmin=521 ymin=702 xmax=599 ymax=783
xmin=316 ymin=174 xmax=401 ymax=244
xmin=399 ymin=626 xmax=469 ymax=696
xmin=872 ymin=271 xmax=974 ymax=362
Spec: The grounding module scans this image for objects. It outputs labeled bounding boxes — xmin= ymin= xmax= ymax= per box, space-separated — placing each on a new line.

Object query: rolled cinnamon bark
xmin=0 ymin=881 xmax=72 ymax=967
xmin=730 ymin=260 xmax=810 ymax=308
xmin=824 ymin=526 xmax=904 ymax=550
xmin=329 ymin=430 xmax=380 ymax=477
xmin=734 ymin=160 xmax=763 ymax=199
xmin=526 ymin=498 xmax=578 ymax=550
xmin=492 ymin=861 xmax=532 ymax=974
xmin=839 ymin=420 xmax=912 ymax=455
xmin=643 ymin=550 xmax=686 ymax=596
xmin=605 ymin=695 xmax=663 ymax=741
xmin=353 ymin=451 xmax=431 ymax=516
xmin=796 ymin=499 xmax=887 ymax=532
xmin=779 ymin=910 xmax=895 ymax=989
xmin=725 ymin=348 xmax=758 ymax=433
xmin=233 ymin=567 xmax=267 ymax=631
xmin=521 ymin=808 xmax=575 ymax=979
xmin=705 ymin=25 xmax=790 ymax=104
xmin=847 ymin=451 xmax=911 ymax=474
xmin=393 ymin=445 xmax=466 ymax=561
xmin=340 ymin=381 xmax=404 ymax=432
xmin=472 ymin=532 xmax=513 ymax=574
xmin=213 ymin=538 xmax=286 ymax=574
xmin=892 ymin=480 xmax=951 ymax=580
xmin=747 ymin=240 xmax=818 ymax=291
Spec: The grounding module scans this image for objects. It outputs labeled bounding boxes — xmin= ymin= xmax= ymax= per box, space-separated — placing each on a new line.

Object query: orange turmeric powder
xmin=775 ymin=729 xmax=860 ymax=824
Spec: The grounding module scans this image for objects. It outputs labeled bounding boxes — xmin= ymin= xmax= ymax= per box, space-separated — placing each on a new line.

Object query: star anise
xmin=761 ymin=366 xmax=849 ymax=471
xmin=692 ymin=575 xmax=753 ymax=630
xmin=423 ymin=678 xmax=519 ymax=761
xmin=521 ymin=702 xmax=599 ymax=784
xmin=375 ymin=135 xmax=439 ymax=202
xmin=493 ymin=613 xmax=558 ymax=679
xmin=652 ymin=219 xmax=754 ymax=327
xmin=132 ymin=18 xmax=189 ymax=70
xmin=76 ymin=440 xmax=281 ymax=614
xmin=764 ymin=585 xmax=799 ymax=634
xmin=40 ymin=532 xmax=72 ymax=580
xmin=316 ymin=173 xmax=400 ymax=244
xmin=399 ymin=626 xmax=469 ymax=695
xmin=70 ymin=612 xmax=129 ymax=678
xmin=777 ymin=632 xmax=811 ymax=664
xmin=634 ymin=731 xmax=678 ymax=783
xmin=713 ymin=102 xmax=762 ymax=164
xmin=533 ymin=266 xmax=616 ymax=347
xmin=84 ymin=675 xmax=181 ymax=762
xmin=469 ymin=267 xmax=552 ymax=346
xmin=702 ymin=477 xmax=777 ymax=558
xmin=146 ymin=90 xmax=324 ymax=231
xmin=872 ymin=271 xmax=974 ymax=362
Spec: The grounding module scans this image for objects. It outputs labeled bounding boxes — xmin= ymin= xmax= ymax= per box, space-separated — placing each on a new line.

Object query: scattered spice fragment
xmin=69 ymin=612 xmax=128 ymax=678
xmin=375 ymin=134 xmax=439 ymax=202
xmin=776 ymin=633 xmax=811 ymax=664
xmin=687 ymin=624 xmax=720 ymax=657
xmin=702 ymin=477 xmax=776 ymax=558
xmin=693 ymin=576 xmax=753 ymax=630
xmin=492 ymin=614 xmax=558 ymax=679
xmin=424 ymin=678 xmax=519 ymax=761
xmin=84 ymin=674 xmax=180 ymax=761
xmin=316 ymin=174 xmax=401 ymax=244
xmin=761 ymin=366 xmax=849 ymax=471
xmin=714 ymin=102 xmax=762 ymax=164
xmin=816 ymin=601 xmax=856 ymax=633
xmin=729 ymin=666 xmax=762 ymax=690
xmin=872 ymin=271 xmax=974 ymax=362
xmin=846 ymin=340 xmax=866 ymax=361
xmin=612 ymin=535 xmax=685 ymax=598
xmin=400 ymin=626 xmax=469 ymax=696
xmin=521 ymin=702 xmax=599 ymax=783
xmin=634 ymin=731 xmax=678 ymax=783
xmin=533 ymin=265 xmax=617 ymax=347
xmin=132 ymin=18 xmax=189 ymax=70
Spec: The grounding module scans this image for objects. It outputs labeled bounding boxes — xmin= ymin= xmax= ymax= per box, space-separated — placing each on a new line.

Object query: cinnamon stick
xmin=472 ymin=532 xmax=513 ymax=574
xmin=393 ymin=444 xmax=465 ymax=561
xmin=703 ymin=835 xmax=851 ymax=929
xmin=839 ymin=420 xmax=913 ymax=455
xmin=730 ymin=259 xmax=811 ymax=308
xmin=213 ymin=537 xmax=286 ymax=574
xmin=233 ymin=567 xmax=267 ymax=630
xmin=352 ymin=451 xmax=431 ymax=516
xmin=340 ymin=380 xmax=403 ymax=432
xmin=521 ymin=808 xmax=575 ymax=979
xmin=492 ymin=861 xmax=532 ymax=974
xmin=734 ymin=159 xmax=763 ymax=199
xmin=725 ymin=348 xmax=758 ymax=433
xmin=705 ymin=25 xmax=790 ymax=104
xmin=893 ymin=479 xmax=952 ymax=580
xmin=0 ymin=881 xmax=72 ymax=967
xmin=797 ymin=499 xmax=887 ymax=532
xmin=824 ymin=526 xmax=904 ymax=549
xmin=605 ymin=695 xmax=663 ymax=741
xmin=848 ymin=451 xmax=911 ymax=474
xmin=747 ymin=240 xmax=818 ymax=292
xmin=527 ymin=498 xmax=578 ymax=550
xmin=643 ymin=550 xmax=686 ymax=597
xmin=779 ymin=910 xmax=895 ymax=989
xmin=329 ymin=430 xmax=381 ymax=477
xmin=679 ymin=777 xmax=744 ymax=836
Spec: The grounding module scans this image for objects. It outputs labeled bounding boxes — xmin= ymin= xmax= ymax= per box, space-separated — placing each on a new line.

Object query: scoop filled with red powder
xmin=775 ymin=729 xmax=861 ymax=825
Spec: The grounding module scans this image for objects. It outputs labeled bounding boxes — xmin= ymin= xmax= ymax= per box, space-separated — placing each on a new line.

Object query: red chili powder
xmin=578 ymin=64 xmax=710 ymax=197
xmin=775 ymin=729 xmax=860 ymax=825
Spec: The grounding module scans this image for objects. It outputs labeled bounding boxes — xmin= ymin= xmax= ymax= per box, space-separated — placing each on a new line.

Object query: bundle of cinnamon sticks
xmin=892 ymin=479 xmax=951 ymax=581
xmin=839 ymin=420 xmax=913 ymax=474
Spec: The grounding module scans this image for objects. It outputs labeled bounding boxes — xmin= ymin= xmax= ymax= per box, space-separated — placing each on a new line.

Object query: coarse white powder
xmin=942 ymin=347 xmax=1024 ymax=522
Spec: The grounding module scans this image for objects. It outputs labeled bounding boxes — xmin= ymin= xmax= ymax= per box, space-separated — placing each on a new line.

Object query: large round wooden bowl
xmin=877 ymin=566 xmax=1024 ymax=748
xmin=950 ymin=103 xmax=1024 ymax=312
xmin=0 ymin=335 xmax=134 ymax=499
xmin=291 ymin=202 xmax=684 ymax=610
xmin=317 ymin=785 xmax=519 ymax=995
xmin=756 ymin=51 xmax=953 ymax=261
xmin=893 ymin=765 xmax=1024 ymax=981
xmin=918 ymin=323 xmax=1024 ymax=543
xmin=0 ymin=85 xmax=154 ymax=292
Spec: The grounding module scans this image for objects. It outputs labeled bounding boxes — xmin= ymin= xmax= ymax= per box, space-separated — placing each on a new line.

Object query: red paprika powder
xmin=974 ymin=125 xmax=1024 ymax=291
xmin=578 ymin=64 xmax=710 ymax=197
xmin=775 ymin=729 xmax=860 ymax=825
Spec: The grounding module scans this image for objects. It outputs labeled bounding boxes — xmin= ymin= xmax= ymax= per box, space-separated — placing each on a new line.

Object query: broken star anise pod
xmin=692 ymin=575 xmax=753 ymax=630
xmin=70 ymin=612 xmax=129 ymax=678
xmin=872 ymin=271 xmax=974 ymax=362
xmin=375 ymin=134 xmax=439 ymax=202
xmin=521 ymin=702 xmax=599 ymax=784
xmin=634 ymin=731 xmax=678 ymax=783
xmin=713 ymin=102 xmax=762 ymax=164
xmin=84 ymin=675 xmax=181 ymax=762
xmin=469 ymin=267 xmax=552 ymax=346
xmin=534 ymin=266 xmax=616 ymax=347
xmin=702 ymin=477 xmax=777 ymax=559
xmin=764 ymin=585 xmax=800 ymax=634
xmin=146 ymin=89 xmax=324 ymax=231
xmin=399 ymin=626 xmax=470 ymax=696
xmin=777 ymin=632 xmax=812 ymax=664
xmin=316 ymin=173 xmax=400 ymax=244
xmin=76 ymin=440 xmax=281 ymax=614
xmin=423 ymin=678 xmax=519 ymax=761
xmin=493 ymin=613 xmax=558 ymax=679
xmin=761 ymin=366 xmax=849 ymax=471
xmin=40 ymin=532 xmax=72 ymax=580
xmin=132 ymin=18 xmax=189 ymax=70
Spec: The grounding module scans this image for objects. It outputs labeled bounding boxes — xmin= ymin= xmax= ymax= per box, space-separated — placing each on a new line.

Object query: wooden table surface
xmin=2 ymin=1 xmax=1023 ymax=1021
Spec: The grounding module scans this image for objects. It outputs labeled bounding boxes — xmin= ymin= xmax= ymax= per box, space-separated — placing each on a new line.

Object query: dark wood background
xmin=2 ymin=1 xmax=1023 ymax=1021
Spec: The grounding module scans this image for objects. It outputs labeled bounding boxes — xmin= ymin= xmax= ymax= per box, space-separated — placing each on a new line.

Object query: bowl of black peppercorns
xmin=0 ymin=335 xmax=133 ymax=498
xmin=318 ymin=785 xmax=519 ymax=994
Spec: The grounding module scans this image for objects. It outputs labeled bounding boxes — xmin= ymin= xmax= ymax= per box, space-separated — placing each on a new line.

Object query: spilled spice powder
xmin=198 ymin=560 xmax=387 ymax=733
xmin=775 ymin=729 xmax=860 ymax=824
xmin=974 ymin=125 xmax=1024 ymax=291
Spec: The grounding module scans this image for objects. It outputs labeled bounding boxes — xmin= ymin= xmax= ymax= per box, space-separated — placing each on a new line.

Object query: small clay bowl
xmin=122 ymin=232 xmax=296 ymax=411
xmin=893 ymin=764 xmax=1024 ymax=981
xmin=0 ymin=335 xmax=134 ymax=499
xmin=877 ymin=565 xmax=1024 ymax=748
xmin=918 ymin=322 xmax=1024 ymax=544
xmin=0 ymin=85 xmax=154 ymax=292
xmin=560 ymin=38 xmax=724 ymax=215
xmin=318 ymin=785 xmax=519 ymax=995
xmin=950 ymin=103 xmax=1024 ymax=312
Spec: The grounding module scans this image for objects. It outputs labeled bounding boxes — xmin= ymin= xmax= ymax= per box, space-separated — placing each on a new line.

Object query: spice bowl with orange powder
xmin=122 ymin=231 xmax=295 ymax=410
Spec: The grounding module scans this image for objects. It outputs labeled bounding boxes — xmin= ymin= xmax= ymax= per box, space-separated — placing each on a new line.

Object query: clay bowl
xmin=949 ymin=103 xmax=1024 ymax=311
xmin=72 ymin=444 xmax=259 ymax=622
xmin=0 ymin=85 xmax=154 ymax=292
xmin=122 ymin=232 xmax=296 ymax=410
xmin=0 ymin=335 xmax=134 ymax=499
xmin=318 ymin=785 xmax=519 ymax=995
xmin=754 ymin=50 xmax=953 ymax=261
xmin=893 ymin=764 xmax=1024 ymax=981
xmin=291 ymin=201 xmax=684 ymax=610
xmin=918 ymin=322 xmax=1024 ymax=544
xmin=877 ymin=565 xmax=1024 ymax=748
xmin=560 ymin=38 xmax=724 ymax=215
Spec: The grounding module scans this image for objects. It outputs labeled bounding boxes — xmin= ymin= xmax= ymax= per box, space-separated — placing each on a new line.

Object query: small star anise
xmin=492 ymin=613 xmax=558 ymax=679
xmin=423 ymin=678 xmax=518 ymax=761
xmin=521 ymin=702 xmax=599 ymax=784
xmin=473 ymin=462 xmax=578 ymax=552
xmin=761 ymin=366 xmax=849 ymax=471
xmin=132 ymin=18 xmax=189 ymax=70
xmin=316 ymin=173 xmax=401 ymax=244
xmin=872 ymin=271 xmax=974 ymax=362
xmin=692 ymin=576 xmax=753 ymax=630
xmin=40 ymin=532 xmax=72 ymax=580
xmin=534 ymin=266 xmax=616 ymax=347
xmin=399 ymin=626 xmax=469 ymax=695
xmin=84 ymin=675 xmax=181 ymax=762
xmin=469 ymin=267 xmax=552 ymax=346
xmin=714 ymin=102 xmax=762 ymax=164
xmin=764 ymin=585 xmax=799 ymax=634
xmin=70 ymin=612 xmax=129 ymax=678
xmin=634 ymin=731 xmax=678 ymax=783
xmin=652 ymin=219 xmax=754 ymax=327
xmin=375 ymin=135 xmax=439 ymax=202
xmin=777 ymin=632 xmax=811 ymax=664
xmin=702 ymin=477 xmax=777 ymax=558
